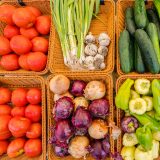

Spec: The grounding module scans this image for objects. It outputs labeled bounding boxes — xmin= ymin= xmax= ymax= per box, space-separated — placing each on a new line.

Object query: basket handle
xmin=17 ymin=0 xmax=26 ymax=6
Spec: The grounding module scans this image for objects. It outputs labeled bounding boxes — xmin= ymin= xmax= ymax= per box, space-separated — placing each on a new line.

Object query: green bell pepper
xmin=136 ymin=125 xmax=153 ymax=151
xmin=115 ymin=78 xmax=134 ymax=110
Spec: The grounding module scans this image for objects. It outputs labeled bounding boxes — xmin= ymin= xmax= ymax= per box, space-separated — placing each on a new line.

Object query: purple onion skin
xmin=70 ymin=80 xmax=86 ymax=97
xmin=54 ymin=97 xmax=74 ymax=120
xmin=54 ymin=145 xmax=69 ymax=157
xmin=121 ymin=116 xmax=139 ymax=133
xmin=89 ymin=99 xmax=109 ymax=118
xmin=111 ymin=152 xmax=123 ymax=160
xmin=72 ymin=107 xmax=92 ymax=135
xmin=102 ymin=138 xmax=110 ymax=154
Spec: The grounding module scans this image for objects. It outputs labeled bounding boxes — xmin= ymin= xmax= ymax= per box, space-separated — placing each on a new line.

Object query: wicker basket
xmin=0 ymin=76 xmax=46 ymax=160
xmin=116 ymin=0 xmax=155 ymax=76
xmin=116 ymin=75 xmax=160 ymax=153
xmin=0 ymin=0 xmax=51 ymax=75
xmin=49 ymin=0 xmax=115 ymax=75
xmin=47 ymin=74 xmax=114 ymax=160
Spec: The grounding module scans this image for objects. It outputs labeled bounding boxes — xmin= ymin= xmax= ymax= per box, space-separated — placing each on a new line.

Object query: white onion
xmin=54 ymin=92 xmax=73 ymax=102
xmin=74 ymin=97 xmax=89 ymax=110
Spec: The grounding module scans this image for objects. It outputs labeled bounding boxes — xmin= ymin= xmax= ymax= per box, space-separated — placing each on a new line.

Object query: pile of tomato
xmin=0 ymin=87 xmax=42 ymax=158
xmin=0 ymin=5 xmax=51 ymax=71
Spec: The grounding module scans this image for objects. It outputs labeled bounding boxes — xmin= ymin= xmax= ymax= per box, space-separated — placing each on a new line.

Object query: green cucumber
xmin=146 ymin=23 xmax=160 ymax=65
xmin=135 ymin=29 xmax=160 ymax=74
xmin=119 ymin=30 xmax=133 ymax=73
xmin=134 ymin=0 xmax=148 ymax=29
xmin=125 ymin=7 xmax=136 ymax=35
xmin=134 ymin=41 xmax=145 ymax=73
xmin=147 ymin=9 xmax=160 ymax=41
xmin=129 ymin=37 xmax=134 ymax=71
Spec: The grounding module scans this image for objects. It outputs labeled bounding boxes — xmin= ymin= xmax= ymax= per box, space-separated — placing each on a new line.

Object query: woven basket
xmin=0 ymin=0 xmax=51 ymax=75
xmin=47 ymin=74 xmax=114 ymax=160
xmin=116 ymin=0 xmax=155 ymax=76
xmin=49 ymin=0 xmax=115 ymax=75
xmin=0 ymin=76 xmax=46 ymax=160
xmin=116 ymin=75 xmax=160 ymax=153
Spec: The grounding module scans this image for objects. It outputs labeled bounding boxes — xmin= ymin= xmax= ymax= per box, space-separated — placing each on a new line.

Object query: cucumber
xmin=147 ymin=9 xmax=160 ymax=41
xmin=135 ymin=29 xmax=160 ymax=73
xmin=125 ymin=7 xmax=136 ymax=35
xmin=129 ymin=37 xmax=134 ymax=71
xmin=134 ymin=0 xmax=148 ymax=29
xmin=119 ymin=30 xmax=133 ymax=73
xmin=147 ymin=23 xmax=160 ymax=65
xmin=134 ymin=41 xmax=145 ymax=73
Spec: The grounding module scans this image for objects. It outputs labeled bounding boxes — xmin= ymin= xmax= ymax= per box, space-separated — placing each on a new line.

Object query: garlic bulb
xmin=84 ymin=44 xmax=98 ymax=56
xmin=94 ymin=54 xmax=104 ymax=69
xmin=85 ymin=32 xmax=96 ymax=44
xmin=100 ymin=63 xmax=106 ymax=70
xmin=98 ymin=33 xmax=110 ymax=46
xmin=98 ymin=46 xmax=108 ymax=56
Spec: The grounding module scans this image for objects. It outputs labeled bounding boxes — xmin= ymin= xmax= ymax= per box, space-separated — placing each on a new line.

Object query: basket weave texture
xmin=47 ymin=74 xmax=114 ymax=160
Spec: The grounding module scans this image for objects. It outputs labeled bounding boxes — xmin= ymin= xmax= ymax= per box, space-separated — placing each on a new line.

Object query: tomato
xmin=0 ymin=88 xmax=11 ymax=105
xmin=10 ymin=35 xmax=32 ymax=55
xmin=27 ymin=88 xmax=41 ymax=104
xmin=0 ymin=140 xmax=9 ymax=156
xmin=1 ymin=54 xmax=19 ymax=71
xmin=0 ymin=5 xmax=16 ymax=25
xmin=35 ymin=16 xmax=51 ymax=35
xmin=24 ymin=139 xmax=42 ymax=157
xmin=26 ymin=123 xmax=42 ymax=138
xmin=20 ymin=27 xmax=39 ymax=40
xmin=11 ymin=107 xmax=25 ymax=117
xmin=0 ymin=36 xmax=12 ymax=56
xmin=7 ymin=138 xmax=25 ymax=158
xmin=27 ymin=52 xmax=47 ymax=71
xmin=11 ymin=88 xmax=28 ymax=107
xmin=4 ymin=25 xmax=19 ymax=39
xmin=0 ymin=115 xmax=12 ymax=140
xmin=0 ymin=105 xmax=11 ymax=115
xmin=12 ymin=7 xmax=36 ymax=28
xmin=31 ymin=37 xmax=48 ymax=53
xmin=18 ymin=54 xmax=30 ymax=71
xmin=25 ymin=6 xmax=41 ymax=17
xmin=8 ymin=116 xmax=31 ymax=138
xmin=25 ymin=104 xmax=41 ymax=122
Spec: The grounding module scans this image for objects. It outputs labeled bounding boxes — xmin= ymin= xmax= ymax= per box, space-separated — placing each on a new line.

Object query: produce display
xmin=0 ymin=5 xmax=51 ymax=72
xmin=49 ymin=75 xmax=111 ymax=159
xmin=0 ymin=87 xmax=42 ymax=158
xmin=118 ymin=0 xmax=160 ymax=74
xmin=50 ymin=0 xmax=110 ymax=71
xmin=115 ymin=78 xmax=160 ymax=160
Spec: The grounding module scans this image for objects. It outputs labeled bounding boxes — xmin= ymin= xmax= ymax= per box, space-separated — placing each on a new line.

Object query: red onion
xmin=70 ymin=80 xmax=86 ymax=96
xmin=54 ymin=97 xmax=74 ymax=120
xmin=72 ymin=107 xmax=92 ymax=135
xmin=102 ymin=137 xmax=110 ymax=154
xmin=54 ymin=145 xmax=68 ymax=157
xmin=89 ymin=99 xmax=109 ymax=118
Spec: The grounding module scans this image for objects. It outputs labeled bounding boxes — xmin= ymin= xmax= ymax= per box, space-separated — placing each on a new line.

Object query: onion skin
xmin=70 ymin=80 xmax=86 ymax=97
xmin=74 ymin=97 xmax=89 ymax=110
xmin=54 ymin=145 xmax=68 ymax=157
xmin=54 ymin=97 xmax=74 ymax=120
xmin=89 ymin=99 xmax=109 ymax=118
xmin=54 ymin=92 xmax=73 ymax=102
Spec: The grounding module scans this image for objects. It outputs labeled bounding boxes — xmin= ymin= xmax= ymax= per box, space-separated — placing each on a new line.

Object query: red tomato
xmin=11 ymin=88 xmax=28 ymax=107
xmin=8 ymin=117 xmax=31 ymax=138
xmin=0 ymin=88 xmax=11 ymax=105
xmin=27 ymin=88 xmax=41 ymax=104
xmin=0 ymin=5 xmax=16 ymax=25
xmin=25 ymin=104 xmax=41 ymax=122
xmin=12 ymin=7 xmax=36 ymax=28
xmin=35 ymin=16 xmax=51 ymax=35
xmin=27 ymin=52 xmax=47 ymax=71
xmin=20 ymin=27 xmax=39 ymax=40
xmin=11 ymin=107 xmax=25 ymax=117
xmin=24 ymin=139 xmax=42 ymax=157
xmin=0 ymin=140 xmax=9 ymax=156
xmin=31 ymin=37 xmax=48 ymax=53
xmin=4 ymin=25 xmax=19 ymax=39
xmin=0 ymin=115 xmax=12 ymax=140
xmin=25 ymin=6 xmax=41 ymax=17
xmin=0 ymin=105 xmax=11 ymax=115
xmin=26 ymin=123 xmax=42 ymax=138
xmin=1 ymin=54 xmax=19 ymax=71
xmin=0 ymin=36 xmax=12 ymax=55
xmin=18 ymin=54 xmax=30 ymax=71
xmin=10 ymin=35 xmax=32 ymax=55
xmin=7 ymin=138 xmax=25 ymax=158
